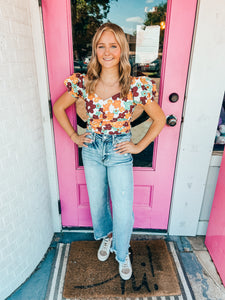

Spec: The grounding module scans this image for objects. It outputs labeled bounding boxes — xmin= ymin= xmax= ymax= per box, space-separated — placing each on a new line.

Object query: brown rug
xmin=63 ymin=240 xmax=181 ymax=299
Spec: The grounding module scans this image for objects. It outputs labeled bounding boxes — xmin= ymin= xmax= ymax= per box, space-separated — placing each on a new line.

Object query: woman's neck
xmin=100 ymin=68 xmax=120 ymax=84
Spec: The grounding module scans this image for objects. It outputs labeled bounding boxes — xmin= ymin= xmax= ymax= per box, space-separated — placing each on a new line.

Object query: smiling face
xmin=96 ymin=30 xmax=121 ymax=70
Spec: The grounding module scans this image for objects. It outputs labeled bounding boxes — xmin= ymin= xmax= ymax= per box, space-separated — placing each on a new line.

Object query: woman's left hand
xmin=114 ymin=141 xmax=141 ymax=154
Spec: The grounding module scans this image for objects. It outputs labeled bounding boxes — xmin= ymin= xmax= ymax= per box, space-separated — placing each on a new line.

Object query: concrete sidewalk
xmin=6 ymin=233 xmax=225 ymax=300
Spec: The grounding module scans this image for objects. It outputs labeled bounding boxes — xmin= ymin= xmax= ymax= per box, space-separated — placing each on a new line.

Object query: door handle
xmin=166 ymin=115 xmax=177 ymax=127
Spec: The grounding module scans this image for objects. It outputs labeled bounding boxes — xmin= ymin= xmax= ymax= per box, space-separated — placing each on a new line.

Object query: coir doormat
xmin=45 ymin=241 xmax=195 ymax=300
xmin=62 ymin=240 xmax=180 ymax=299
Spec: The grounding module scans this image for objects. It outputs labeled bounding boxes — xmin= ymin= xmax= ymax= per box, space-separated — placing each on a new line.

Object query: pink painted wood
xmin=42 ymin=0 xmax=197 ymax=228
xmin=132 ymin=0 xmax=198 ymax=229
xmin=42 ymin=0 xmax=79 ymax=226
xmin=205 ymin=151 xmax=225 ymax=286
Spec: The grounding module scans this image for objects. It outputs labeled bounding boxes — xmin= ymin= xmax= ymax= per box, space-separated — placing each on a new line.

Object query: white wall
xmin=169 ymin=0 xmax=225 ymax=235
xmin=0 ymin=0 xmax=54 ymax=298
xmin=197 ymin=155 xmax=222 ymax=235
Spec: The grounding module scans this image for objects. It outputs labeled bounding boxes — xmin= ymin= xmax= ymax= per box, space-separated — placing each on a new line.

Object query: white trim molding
xmin=29 ymin=0 xmax=61 ymax=231
xmin=168 ymin=0 xmax=225 ymax=236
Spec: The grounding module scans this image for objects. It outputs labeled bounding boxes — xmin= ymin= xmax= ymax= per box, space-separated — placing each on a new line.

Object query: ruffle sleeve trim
xmin=131 ymin=76 xmax=156 ymax=106
xmin=64 ymin=73 xmax=85 ymax=99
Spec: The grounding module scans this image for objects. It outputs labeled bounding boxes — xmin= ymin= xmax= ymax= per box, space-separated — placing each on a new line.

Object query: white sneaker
xmin=119 ymin=254 xmax=132 ymax=280
xmin=97 ymin=237 xmax=112 ymax=261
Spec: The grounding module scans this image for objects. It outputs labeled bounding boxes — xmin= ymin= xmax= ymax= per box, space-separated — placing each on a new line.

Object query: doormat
xmin=45 ymin=240 xmax=196 ymax=300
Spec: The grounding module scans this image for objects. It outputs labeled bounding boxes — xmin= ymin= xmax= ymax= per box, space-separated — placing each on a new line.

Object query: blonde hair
xmin=86 ymin=23 xmax=131 ymax=98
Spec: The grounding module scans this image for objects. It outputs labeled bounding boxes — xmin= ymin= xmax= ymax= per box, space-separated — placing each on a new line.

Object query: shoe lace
xmin=102 ymin=238 xmax=110 ymax=251
xmin=121 ymin=255 xmax=130 ymax=270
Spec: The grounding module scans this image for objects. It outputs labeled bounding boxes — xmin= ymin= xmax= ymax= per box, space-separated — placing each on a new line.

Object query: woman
xmin=53 ymin=23 xmax=166 ymax=280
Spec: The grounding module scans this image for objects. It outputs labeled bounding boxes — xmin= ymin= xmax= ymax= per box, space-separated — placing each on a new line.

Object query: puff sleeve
xmin=64 ymin=73 xmax=85 ymax=99
xmin=132 ymin=76 xmax=156 ymax=106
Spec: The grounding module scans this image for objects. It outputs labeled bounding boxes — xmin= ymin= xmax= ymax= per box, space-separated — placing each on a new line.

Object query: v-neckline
xmin=94 ymin=92 xmax=121 ymax=101
xmin=81 ymin=74 xmax=122 ymax=101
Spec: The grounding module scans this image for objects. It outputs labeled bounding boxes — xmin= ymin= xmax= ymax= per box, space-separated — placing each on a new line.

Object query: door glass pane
xmin=213 ymin=92 xmax=225 ymax=153
xmin=70 ymin=0 xmax=167 ymax=167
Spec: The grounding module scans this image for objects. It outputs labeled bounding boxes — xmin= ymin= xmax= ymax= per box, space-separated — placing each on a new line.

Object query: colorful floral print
xmin=64 ymin=73 xmax=155 ymax=135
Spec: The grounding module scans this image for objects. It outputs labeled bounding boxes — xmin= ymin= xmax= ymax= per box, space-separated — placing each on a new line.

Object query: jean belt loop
xmin=92 ymin=132 xmax=96 ymax=143
xmin=112 ymin=134 xmax=115 ymax=145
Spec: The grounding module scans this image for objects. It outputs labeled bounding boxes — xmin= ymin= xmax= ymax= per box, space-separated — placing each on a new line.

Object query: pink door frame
xmin=42 ymin=0 xmax=197 ymax=228
xmin=205 ymin=151 xmax=225 ymax=286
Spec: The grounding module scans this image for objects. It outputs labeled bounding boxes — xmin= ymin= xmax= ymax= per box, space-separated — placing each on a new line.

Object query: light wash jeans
xmin=82 ymin=131 xmax=134 ymax=263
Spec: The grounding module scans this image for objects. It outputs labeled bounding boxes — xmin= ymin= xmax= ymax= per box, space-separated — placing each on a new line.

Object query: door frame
xmin=168 ymin=0 xmax=225 ymax=236
xmin=42 ymin=0 xmax=198 ymax=229
xmin=29 ymin=0 xmax=61 ymax=231
xmin=42 ymin=0 xmax=78 ymax=226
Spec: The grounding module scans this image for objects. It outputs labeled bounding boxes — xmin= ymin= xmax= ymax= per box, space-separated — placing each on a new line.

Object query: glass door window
xmin=70 ymin=0 xmax=167 ymax=167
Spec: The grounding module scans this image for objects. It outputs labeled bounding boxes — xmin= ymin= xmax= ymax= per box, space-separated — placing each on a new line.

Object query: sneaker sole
xmin=119 ymin=271 xmax=132 ymax=281
xmin=97 ymin=252 xmax=110 ymax=261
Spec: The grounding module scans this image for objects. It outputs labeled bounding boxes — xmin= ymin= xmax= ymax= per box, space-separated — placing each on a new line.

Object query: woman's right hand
xmin=53 ymin=92 xmax=92 ymax=147
xmin=70 ymin=132 xmax=93 ymax=147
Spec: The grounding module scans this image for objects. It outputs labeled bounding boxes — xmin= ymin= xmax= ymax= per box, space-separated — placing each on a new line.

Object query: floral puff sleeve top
xmin=64 ymin=73 xmax=156 ymax=135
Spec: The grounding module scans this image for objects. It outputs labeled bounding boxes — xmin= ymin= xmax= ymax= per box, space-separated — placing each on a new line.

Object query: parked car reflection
xmin=129 ymin=56 xmax=161 ymax=77
xmin=74 ymin=60 xmax=88 ymax=73
xmin=139 ymin=59 xmax=160 ymax=76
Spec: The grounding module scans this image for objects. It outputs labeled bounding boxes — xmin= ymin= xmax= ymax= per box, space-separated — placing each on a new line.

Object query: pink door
xmin=205 ymin=151 xmax=225 ymax=285
xmin=42 ymin=0 xmax=197 ymax=229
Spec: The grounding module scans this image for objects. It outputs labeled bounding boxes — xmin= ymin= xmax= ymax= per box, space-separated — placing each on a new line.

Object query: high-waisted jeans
xmin=82 ymin=131 xmax=134 ymax=263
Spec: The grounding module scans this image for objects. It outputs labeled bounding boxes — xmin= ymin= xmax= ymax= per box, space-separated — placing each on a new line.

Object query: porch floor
xmin=6 ymin=232 xmax=225 ymax=300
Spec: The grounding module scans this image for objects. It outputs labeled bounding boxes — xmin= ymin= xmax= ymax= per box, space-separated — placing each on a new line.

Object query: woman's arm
xmin=115 ymin=101 xmax=166 ymax=154
xmin=53 ymin=92 xmax=92 ymax=147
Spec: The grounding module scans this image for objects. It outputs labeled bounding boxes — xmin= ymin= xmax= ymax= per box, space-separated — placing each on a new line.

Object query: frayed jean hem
xmin=110 ymin=247 xmax=129 ymax=264
xmin=94 ymin=231 xmax=112 ymax=241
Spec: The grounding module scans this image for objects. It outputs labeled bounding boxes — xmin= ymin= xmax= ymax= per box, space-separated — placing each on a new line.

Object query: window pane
xmin=70 ymin=0 xmax=167 ymax=167
xmin=214 ymin=92 xmax=225 ymax=153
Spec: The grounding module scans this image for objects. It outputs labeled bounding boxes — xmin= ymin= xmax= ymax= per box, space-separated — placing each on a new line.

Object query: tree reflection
xmin=144 ymin=3 xmax=167 ymax=53
xmin=71 ymin=0 xmax=117 ymax=62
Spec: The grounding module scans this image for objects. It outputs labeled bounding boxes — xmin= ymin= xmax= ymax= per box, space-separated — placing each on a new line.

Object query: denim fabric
xmin=82 ymin=131 xmax=134 ymax=263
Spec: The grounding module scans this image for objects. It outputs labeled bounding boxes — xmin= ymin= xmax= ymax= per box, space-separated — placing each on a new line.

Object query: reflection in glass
xmin=214 ymin=93 xmax=225 ymax=152
xmin=70 ymin=0 xmax=167 ymax=167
